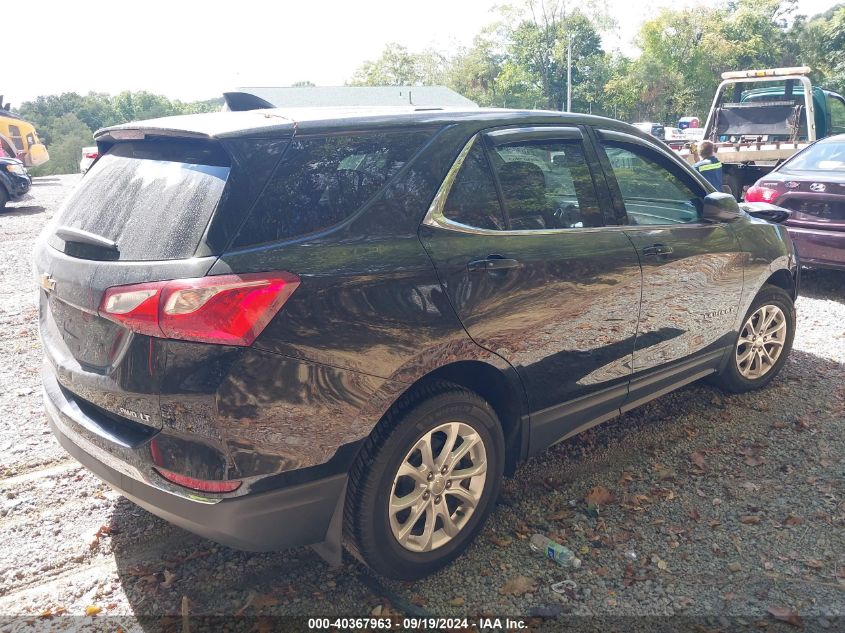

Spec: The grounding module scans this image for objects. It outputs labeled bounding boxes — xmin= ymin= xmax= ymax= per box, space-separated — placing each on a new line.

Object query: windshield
xmin=784 ymin=139 xmax=845 ymax=172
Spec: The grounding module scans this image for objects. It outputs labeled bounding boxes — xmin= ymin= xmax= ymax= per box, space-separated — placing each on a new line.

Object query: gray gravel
xmin=0 ymin=175 xmax=843 ymax=630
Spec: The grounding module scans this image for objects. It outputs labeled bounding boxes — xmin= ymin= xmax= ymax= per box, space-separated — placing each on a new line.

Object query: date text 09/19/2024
xmin=307 ymin=617 xmax=527 ymax=630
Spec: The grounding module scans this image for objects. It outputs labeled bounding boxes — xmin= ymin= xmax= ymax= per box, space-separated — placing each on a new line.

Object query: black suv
xmin=36 ymin=108 xmax=798 ymax=579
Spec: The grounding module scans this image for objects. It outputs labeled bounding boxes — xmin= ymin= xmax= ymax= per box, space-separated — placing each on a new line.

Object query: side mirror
xmin=701 ymin=191 xmax=741 ymax=222
xmin=740 ymin=201 xmax=791 ymax=224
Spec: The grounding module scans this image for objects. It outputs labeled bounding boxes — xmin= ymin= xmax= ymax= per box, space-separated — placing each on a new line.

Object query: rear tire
xmin=344 ymin=382 xmax=504 ymax=580
xmin=713 ymin=285 xmax=795 ymax=393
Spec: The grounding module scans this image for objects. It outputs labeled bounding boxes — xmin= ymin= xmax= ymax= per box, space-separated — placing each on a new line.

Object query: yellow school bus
xmin=0 ymin=109 xmax=49 ymax=167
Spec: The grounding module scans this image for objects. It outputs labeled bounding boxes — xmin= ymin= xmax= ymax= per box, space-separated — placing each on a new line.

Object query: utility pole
xmin=566 ymin=32 xmax=572 ymax=112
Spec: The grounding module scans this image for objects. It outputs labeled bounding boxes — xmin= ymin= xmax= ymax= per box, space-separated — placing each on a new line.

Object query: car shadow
xmin=2 ymin=205 xmax=45 ymax=216
xmin=105 ymin=345 xmax=844 ymax=627
xmin=799 ymin=268 xmax=845 ymax=302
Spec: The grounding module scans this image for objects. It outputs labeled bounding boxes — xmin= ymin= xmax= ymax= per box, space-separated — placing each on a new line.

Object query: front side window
xmin=233 ymin=131 xmax=431 ymax=246
xmin=442 ymin=141 xmax=505 ymax=230
xmin=487 ymin=139 xmax=602 ymax=230
xmin=828 ymin=96 xmax=845 ymax=135
xmin=602 ymin=142 xmax=701 ymax=225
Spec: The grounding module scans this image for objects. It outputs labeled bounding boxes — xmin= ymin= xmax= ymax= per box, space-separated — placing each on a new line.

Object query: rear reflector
xmin=99 ymin=271 xmax=300 ymax=345
xmin=154 ymin=467 xmax=242 ymax=493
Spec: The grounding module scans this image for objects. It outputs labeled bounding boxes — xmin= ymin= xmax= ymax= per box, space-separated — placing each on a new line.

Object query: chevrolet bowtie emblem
xmin=39 ymin=273 xmax=56 ymax=292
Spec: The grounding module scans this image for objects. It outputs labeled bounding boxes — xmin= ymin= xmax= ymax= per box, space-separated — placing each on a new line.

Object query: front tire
xmin=713 ymin=285 xmax=795 ymax=393
xmin=345 ymin=383 xmax=504 ymax=580
xmin=0 ymin=186 xmax=8 ymax=210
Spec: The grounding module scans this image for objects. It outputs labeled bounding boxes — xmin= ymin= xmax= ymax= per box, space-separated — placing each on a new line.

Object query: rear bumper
xmin=43 ymin=366 xmax=347 ymax=552
xmin=786 ymin=225 xmax=845 ymax=270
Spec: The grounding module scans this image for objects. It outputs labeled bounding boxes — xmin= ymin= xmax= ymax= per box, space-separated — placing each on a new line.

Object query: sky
xmin=8 ymin=0 xmax=841 ymax=107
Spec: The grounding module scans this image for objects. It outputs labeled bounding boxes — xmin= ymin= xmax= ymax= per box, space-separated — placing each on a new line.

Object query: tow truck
xmin=676 ymin=66 xmax=845 ymax=198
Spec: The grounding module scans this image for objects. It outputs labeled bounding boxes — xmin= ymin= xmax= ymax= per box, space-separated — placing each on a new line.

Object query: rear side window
xmin=487 ymin=140 xmax=602 ymax=229
xmin=443 ymin=141 xmax=505 ymax=230
xmin=233 ymin=131 xmax=431 ymax=246
xmin=50 ymin=140 xmax=230 ymax=261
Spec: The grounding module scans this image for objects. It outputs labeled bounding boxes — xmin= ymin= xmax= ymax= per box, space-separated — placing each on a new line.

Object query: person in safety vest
xmin=691 ymin=140 xmax=723 ymax=190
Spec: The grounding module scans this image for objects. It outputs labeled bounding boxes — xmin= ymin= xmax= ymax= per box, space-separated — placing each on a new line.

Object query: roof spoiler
xmin=222 ymin=92 xmax=275 ymax=112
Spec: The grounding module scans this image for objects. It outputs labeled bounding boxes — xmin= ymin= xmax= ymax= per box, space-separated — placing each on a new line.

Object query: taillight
xmin=99 ymin=272 xmax=300 ymax=346
xmin=154 ymin=467 xmax=242 ymax=493
xmin=84 ymin=152 xmax=98 ymax=159
xmin=745 ymin=184 xmax=781 ymax=203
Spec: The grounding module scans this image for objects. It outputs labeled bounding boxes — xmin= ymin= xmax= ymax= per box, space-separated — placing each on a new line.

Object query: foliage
xmin=16 ymin=1 xmax=845 ymax=175
xmin=349 ymin=43 xmax=449 ymax=86
xmin=349 ymin=0 xmax=844 ymax=124
xmin=16 ymin=91 xmax=221 ymax=175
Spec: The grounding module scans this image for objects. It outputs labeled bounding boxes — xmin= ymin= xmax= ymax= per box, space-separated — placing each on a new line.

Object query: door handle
xmin=641 ymin=243 xmax=674 ymax=258
xmin=467 ymin=256 xmax=520 ymax=273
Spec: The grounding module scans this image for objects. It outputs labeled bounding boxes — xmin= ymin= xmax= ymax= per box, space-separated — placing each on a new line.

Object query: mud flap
xmin=310 ymin=479 xmax=347 ymax=567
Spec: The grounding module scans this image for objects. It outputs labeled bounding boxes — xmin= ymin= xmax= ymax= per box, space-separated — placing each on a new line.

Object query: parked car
xmin=79 ymin=146 xmax=98 ymax=174
xmin=632 ymin=121 xmax=666 ymax=139
xmin=746 ymin=133 xmax=845 ymax=269
xmin=35 ymin=107 xmax=798 ymax=580
xmin=0 ymin=155 xmax=31 ymax=209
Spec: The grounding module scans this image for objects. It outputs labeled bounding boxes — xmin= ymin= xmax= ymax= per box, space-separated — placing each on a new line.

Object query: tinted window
xmin=442 ymin=141 xmax=505 ymax=230
xmin=49 ymin=140 xmax=230 ymax=261
xmin=488 ymin=140 xmax=602 ymax=230
xmin=602 ymin=143 xmax=700 ymax=225
xmin=233 ymin=131 xmax=431 ymax=246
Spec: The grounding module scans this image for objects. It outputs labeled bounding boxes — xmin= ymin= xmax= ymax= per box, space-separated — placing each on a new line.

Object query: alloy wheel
xmin=389 ymin=422 xmax=487 ymax=553
xmin=736 ymin=304 xmax=787 ymax=380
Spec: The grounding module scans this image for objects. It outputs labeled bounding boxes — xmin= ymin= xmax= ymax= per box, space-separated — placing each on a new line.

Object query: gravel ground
xmin=0 ymin=175 xmax=843 ymax=631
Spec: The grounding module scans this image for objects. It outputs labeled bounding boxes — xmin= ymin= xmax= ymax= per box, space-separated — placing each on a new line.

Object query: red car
xmin=746 ymin=134 xmax=845 ymax=269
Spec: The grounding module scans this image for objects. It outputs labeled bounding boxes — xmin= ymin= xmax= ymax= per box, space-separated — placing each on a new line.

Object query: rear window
xmin=232 ymin=131 xmax=431 ymax=246
xmin=50 ymin=140 xmax=230 ymax=261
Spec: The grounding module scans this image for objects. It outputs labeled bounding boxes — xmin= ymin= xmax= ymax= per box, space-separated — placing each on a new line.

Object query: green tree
xmin=350 ymin=43 xmax=450 ymax=86
xmin=29 ymin=114 xmax=93 ymax=176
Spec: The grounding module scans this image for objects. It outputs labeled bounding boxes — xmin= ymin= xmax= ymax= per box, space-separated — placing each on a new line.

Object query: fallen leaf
xmin=500 ymin=576 xmax=537 ymax=596
xmin=618 ymin=471 xmax=634 ymax=485
xmin=740 ymin=515 xmax=762 ymax=525
xmin=740 ymin=481 xmax=761 ymax=492
xmin=784 ymin=514 xmax=804 ymax=526
xmin=585 ymin=486 xmax=614 ymax=507
xmin=691 ymin=452 xmax=706 ymax=469
xmin=805 ymin=559 xmax=824 ymax=569
xmin=657 ymin=559 xmax=668 ymax=571
xmin=490 ymin=535 xmax=512 ymax=547
xmin=85 ymin=606 xmax=102 ymax=617
xmin=767 ymin=606 xmax=803 ymax=627
xmin=689 ymin=508 xmax=701 ymax=522
xmin=160 ymin=570 xmax=177 ymax=589
xmin=744 ymin=456 xmax=766 ymax=467
xmin=449 ymin=597 xmax=465 ymax=607
xmin=252 ymin=593 xmax=279 ymax=610
xmin=657 ymin=469 xmax=676 ymax=481
xmin=727 ymin=562 xmax=742 ymax=572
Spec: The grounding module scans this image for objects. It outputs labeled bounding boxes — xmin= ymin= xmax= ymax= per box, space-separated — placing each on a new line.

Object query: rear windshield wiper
xmin=54 ymin=226 xmax=118 ymax=252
